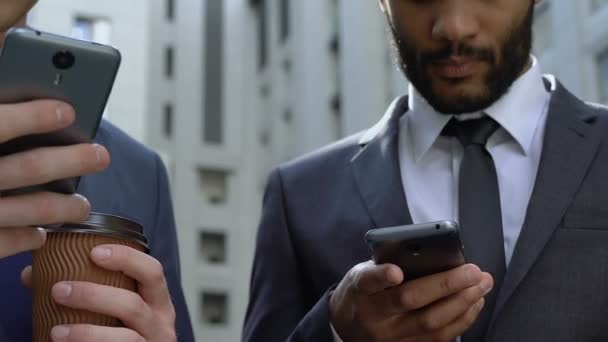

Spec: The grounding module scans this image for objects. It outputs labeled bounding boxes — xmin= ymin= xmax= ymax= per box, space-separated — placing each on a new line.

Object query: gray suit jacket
xmin=244 ymin=80 xmax=608 ymax=341
xmin=0 ymin=120 xmax=194 ymax=342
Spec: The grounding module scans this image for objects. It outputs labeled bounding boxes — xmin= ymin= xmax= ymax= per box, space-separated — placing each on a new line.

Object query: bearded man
xmin=244 ymin=0 xmax=608 ymax=341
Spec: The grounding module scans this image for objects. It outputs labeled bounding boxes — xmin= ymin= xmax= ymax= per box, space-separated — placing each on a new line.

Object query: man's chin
xmin=423 ymin=90 xmax=494 ymax=115
xmin=422 ymin=90 xmax=483 ymax=115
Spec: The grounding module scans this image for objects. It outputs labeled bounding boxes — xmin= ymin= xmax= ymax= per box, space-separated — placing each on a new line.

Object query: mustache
xmin=418 ymin=43 xmax=496 ymax=65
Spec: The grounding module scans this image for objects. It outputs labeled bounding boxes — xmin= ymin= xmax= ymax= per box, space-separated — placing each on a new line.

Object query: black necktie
xmin=442 ymin=116 xmax=506 ymax=341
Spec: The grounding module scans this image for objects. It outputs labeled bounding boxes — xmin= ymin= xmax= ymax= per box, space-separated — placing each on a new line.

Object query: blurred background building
xmin=28 ymin=0 xmax=608 ymax=340
xmin=533 ymin=0 xmax=608 ymax=101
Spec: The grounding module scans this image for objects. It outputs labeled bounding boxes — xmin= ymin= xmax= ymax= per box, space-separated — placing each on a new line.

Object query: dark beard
xmin=389 ymin=4 xmax=534 ymax=114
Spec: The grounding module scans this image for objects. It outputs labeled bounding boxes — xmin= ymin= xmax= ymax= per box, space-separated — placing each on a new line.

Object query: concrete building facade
xmin=171 ymin=0 xmax=260 ymax=340
xmin=533 ymin=0 xmax=608 ymax=103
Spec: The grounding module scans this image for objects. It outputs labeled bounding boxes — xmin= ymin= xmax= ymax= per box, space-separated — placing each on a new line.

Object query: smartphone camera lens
xmin=52 ymin=51 xmax=75 ymax=70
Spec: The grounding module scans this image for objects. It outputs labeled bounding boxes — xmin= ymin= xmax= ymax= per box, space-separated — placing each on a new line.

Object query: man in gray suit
xmin=245 ymin=0 xmax=607 ymax=341
xmin=0 ymin=1 xmax=194 ymax=341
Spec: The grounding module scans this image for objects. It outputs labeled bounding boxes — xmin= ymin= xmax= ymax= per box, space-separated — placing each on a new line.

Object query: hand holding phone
xmin=365 ymin=221 xmax=466 ymax=280
xmin=0 ymin=28 xmax=120 ymax=194
xmin=329 ymin=261 xmax=493 ymax=342
xmin=328 ymin=221 xmax=493 ymax=341
xmin=0 ymin=99 xmax=109 ymax=258
xmin=0 ymin=27 xmax=118 ymax=257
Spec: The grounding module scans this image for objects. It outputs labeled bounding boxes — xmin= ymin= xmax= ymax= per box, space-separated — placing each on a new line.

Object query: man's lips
xmin=432 ymin=57 xmax=480 ymax=79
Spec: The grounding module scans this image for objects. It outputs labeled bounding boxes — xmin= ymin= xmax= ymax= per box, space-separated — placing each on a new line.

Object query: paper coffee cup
xmin=32 ymin=213 xmax=148 ymax=342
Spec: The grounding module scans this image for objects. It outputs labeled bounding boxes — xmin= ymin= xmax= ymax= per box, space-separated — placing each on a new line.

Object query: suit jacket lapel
xmin=489 ymin=81 xmax=604 ymax=327
xmin=350 ymin=96 xmax=413 ymax=229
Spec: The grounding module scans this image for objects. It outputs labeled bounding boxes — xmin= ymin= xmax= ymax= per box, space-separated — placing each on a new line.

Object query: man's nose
xmin=431 ymin=1 xmax=480 ymax=44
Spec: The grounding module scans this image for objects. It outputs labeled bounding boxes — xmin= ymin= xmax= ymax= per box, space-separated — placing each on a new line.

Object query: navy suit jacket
xmin=244 ymin=81 xmax=608 ymax=341
xmin=0 ymin=120 xmax=194 ymax=342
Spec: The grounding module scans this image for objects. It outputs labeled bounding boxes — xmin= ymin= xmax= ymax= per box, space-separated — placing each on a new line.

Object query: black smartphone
xmin=365 ymin=221 xmax=466 ymax=281
xmin=0 ymin=27 xmax=121 ymax=194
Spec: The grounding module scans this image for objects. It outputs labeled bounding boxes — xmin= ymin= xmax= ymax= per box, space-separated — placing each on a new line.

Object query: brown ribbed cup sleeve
xmin=32 ymin=232 xmax=146 ymax=342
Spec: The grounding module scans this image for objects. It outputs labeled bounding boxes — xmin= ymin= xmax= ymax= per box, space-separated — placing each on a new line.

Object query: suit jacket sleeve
xmin=243 ymin=168 xmax=334 ymax=341
xmin=148 ymin=154 xmax=195 ymax=342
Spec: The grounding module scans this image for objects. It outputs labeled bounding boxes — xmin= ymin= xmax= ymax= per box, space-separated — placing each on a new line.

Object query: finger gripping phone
xmin=365 ymin=221 xmax=466 ymax=281
xmin=0 ymin=27 xmax=121 ymax=194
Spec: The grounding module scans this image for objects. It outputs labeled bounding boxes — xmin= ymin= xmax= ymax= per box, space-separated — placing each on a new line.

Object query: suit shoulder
xmin=83 ymin=119 xmax=166 ymax=226
xmin=95 ymin=120 xmax=160 ymax=166
xmin=585 ymin=101 xmax=608 ymax=117
xmin=274 ymin=132 xmax=364 ymax=184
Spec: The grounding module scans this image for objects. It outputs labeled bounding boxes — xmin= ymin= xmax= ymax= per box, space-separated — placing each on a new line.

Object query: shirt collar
xmin=408 ymin=56 xmax=551 ymax=161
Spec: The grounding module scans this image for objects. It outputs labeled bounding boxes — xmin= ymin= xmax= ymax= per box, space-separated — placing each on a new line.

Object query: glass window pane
xmin=164 ymin=103 xmax=173 ymax=138
xmin=167 ymin=0 xmax=175 ymax=21
xmin=71 ymin=17 xmax=111 ymax=44
xmin=71 ymin=18 xmax=93 ymax=41
xmin=199 ymin=231 xmax=227 ymax=264
xmin=165 ymin=45 xmax=174 ymax=79
xmin=204 ymin=0 xmax=224 ymax=143
xmin=258 ymin=1 xmax=267 ymax=69
xmin=200 ymin=292 xmax=228 ymax=326
xmin=591 ymin=0 xmax=608 ymax=12
xmin=280 ymin=0 xmax=289 ymax=43
xmin=197 ymin=169 xmax=229 ymax=206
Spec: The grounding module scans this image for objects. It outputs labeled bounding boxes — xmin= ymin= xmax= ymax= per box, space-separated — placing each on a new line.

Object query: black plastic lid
xmin=45 ymin=212 xmax=148 ymax=251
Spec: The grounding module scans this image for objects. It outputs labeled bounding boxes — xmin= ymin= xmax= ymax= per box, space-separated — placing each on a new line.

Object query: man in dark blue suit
xmin=0 ymin=1 xmax=194 ymax=341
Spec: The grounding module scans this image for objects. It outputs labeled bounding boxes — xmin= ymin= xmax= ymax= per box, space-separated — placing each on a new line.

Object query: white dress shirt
xmin=332 ymin=58 xmax=553 ymax=341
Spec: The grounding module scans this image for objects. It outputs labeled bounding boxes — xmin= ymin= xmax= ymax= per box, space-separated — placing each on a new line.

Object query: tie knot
xmin=442 ymin=116 xmax=500 ymax=147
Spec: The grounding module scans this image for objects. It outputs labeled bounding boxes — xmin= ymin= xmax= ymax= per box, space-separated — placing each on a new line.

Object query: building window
xmin=199 ymin=231 xmax=227 ymax=264
xmin=283 ymin=110 xmax=293 ymax=123
xmin=282 ymin=58 xmax=292 ymax=73
xmin=591 ymin=0 xmax=608 ymax=12
xmin=72 ymin=18 xmax=93 ymax=41
xmin=71 ymin=17 xmax=112 ymax=44
xmin=165 ymin=46 xmax=174 ymax=79
xmin=256 ymin=0 xmax=267 ymax=69
xmin=197 ymin=168 xmax=228 ymax=205
xmin=204 ymin=0 xmax=224 ymax=144
xmin=329 ymin=0 xmax=342 ymax=140
xmin=532 ymin=2 xmax=552 ymax=55
xmin=329 ymin=34 xmax=340 ymax=55
xmin=330 ymin=94 xmax=343 ymax=139
xmin=329 ymin=0 xmax=340 ymax=55
xmin=258 ymin=128 xmax=271 ymax=146
xmin=163 ymin=103 xmax=173 ymax=138
xmin=166 ymin=0 xmax=175 ymax=21
xmin=200 ymin=292 xmax=228 ymax=325
xmin=279 ymin=0 xmax=290 ymax=43
xmin=598 ymin=50 xmax=608 ymax=104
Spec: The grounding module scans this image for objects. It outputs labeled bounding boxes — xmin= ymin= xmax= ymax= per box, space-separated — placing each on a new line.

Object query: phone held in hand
xmin=365 ymin=221 xmax=466 ymax=281
xmin=0 ymin=27 xmax=121 ymax=195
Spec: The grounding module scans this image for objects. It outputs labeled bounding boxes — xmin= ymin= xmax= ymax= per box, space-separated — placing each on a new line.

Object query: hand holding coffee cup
xmin=21 ymin=214 xmax=177 ymax=342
